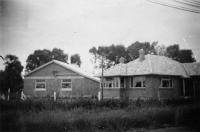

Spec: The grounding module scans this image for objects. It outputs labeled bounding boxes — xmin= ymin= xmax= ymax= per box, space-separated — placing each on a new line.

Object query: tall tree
xmin=89 ymin=47 xmax=98 ymax=63
xmin=127 ymin=41 xmax=157 ymax=60
xmin=2 ymin=55 xmax=24 ymax=100
xmin=178 ymin=49 xmax=196 ymax=63
xmin=166 ymin=44 xmax=180 ymax=61
xmin=70 ymin=54 xmax=81 ymax=67
xmin=89 ymin=44 xmax=128 ymax=68
xmin=51 ymin=48 xmax=68 ymax=62
xmin=26 ymin=48 xmax=68 ymax=72
xmin=166 ymin=44 xmax=195 ymax=63
xmin=0 ymin=70 xmax=6 ymax=94
xmin=89 ymin=42 xmax=195 ymax=71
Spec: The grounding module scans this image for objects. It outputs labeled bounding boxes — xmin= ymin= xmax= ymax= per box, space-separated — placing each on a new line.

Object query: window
xmin=130 ymin=77 xmax=146 ymax=88
xmin=61 ymin=79 xmax=72 ymax=91
xmin=161 ymin=79 xmax=173 ymax=88
xmin=135 ymin=80 xmax=145 ymax=88
xmin=35 ymin=80 xmax=46 ymax=90
xmin=120 ymin=78 xmax=125 ymax=88
xmin=104 ymin=77 xmax=120 ymax=88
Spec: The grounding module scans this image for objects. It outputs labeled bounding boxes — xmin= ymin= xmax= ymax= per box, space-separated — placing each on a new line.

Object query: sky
xmin=0 ymin=0 xmax=200 ymax=74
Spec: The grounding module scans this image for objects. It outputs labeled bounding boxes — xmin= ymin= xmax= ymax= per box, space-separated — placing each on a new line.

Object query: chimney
xmin=139 ymin=49 xmax=145 ymax=61
xmin=119 ymin=57 xmax=125 ymax=64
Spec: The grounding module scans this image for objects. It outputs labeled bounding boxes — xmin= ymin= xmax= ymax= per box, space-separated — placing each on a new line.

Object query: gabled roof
xmin=25 ymin=60 xmax=100 ymax=82
xmin=103 ymin=54 xmax=189 ymax=77
xmin=183 ymin=62 xmax=200 ymax=76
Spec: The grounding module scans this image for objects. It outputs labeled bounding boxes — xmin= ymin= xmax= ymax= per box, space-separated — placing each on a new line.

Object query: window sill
xmin=61 ymin=88 xmax=72 ymax=91
xmin=35 ymin=88 xmax=46 ymax=91
xmin=104 ymin=87 xmax=120 ymax=89
xmin=130 ymin=87 xmax=146 ymax=89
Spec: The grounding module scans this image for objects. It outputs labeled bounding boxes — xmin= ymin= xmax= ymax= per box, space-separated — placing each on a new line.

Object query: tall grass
xmin=0 ymin=98 xmax=195 ymax=112
xmin=0 ymin=98 xmax=199 ymax=132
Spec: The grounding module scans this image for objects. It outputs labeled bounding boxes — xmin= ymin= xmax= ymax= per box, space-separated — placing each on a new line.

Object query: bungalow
xmin=23 ymin=60 xmax=100 ymax=98
xmin=101 ymin=49 xmax=200 ymax=99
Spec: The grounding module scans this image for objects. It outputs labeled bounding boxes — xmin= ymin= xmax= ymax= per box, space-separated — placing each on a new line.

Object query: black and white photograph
xmin=0 ymin=0 xmax=200 ymax=132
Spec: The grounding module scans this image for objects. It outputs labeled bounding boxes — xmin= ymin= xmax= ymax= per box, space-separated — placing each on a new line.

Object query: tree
xmin=166 ymin=44 xmax=180 ymax=61
xmin=166 ymin=44 xmax=195 ymax=63
xmin=51 ymin=48 xmax=68 ymax=62
xmin=26 ymin=48 xmax=68 ymax=72
xmin=70 ymin=54 xmax=81 ymax=67
xmin=89 ymin=42 xmax=195 ymax=71
xmin=89 ymin=42 xmax=158 ymax=69
xmin=0 ymin=70 xmax=6 ymax=94
xmin=127 ymin=41 xmax=157 ymax=60
xmin=155 ymin=44 xmax=167 ymax=56
xmin=0 ymin=55 xmax=24 ymax=100
xmin=89 ymin=44 xmax=128 ymax=68
xmin=178 ymin=50 xmax=196 ymax=63
xmin=89 ymin=47 xmax=98 ymax=63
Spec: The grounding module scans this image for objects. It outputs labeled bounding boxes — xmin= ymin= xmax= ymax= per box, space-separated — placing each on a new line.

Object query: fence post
xmin=54 ymin=91 xmax=56 ymax=101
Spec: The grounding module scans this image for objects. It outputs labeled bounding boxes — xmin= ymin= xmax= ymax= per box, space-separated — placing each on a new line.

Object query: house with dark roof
xmin=24 ymin=60 xmax=100 ymax=98
xmin=101 ymin=49 xmax=200 ymax=99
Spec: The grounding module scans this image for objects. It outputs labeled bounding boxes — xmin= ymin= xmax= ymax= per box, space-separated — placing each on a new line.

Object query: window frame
xmin=61 ymin=79 xmax=72 ymax=91
xmin=160 ymin=78 xmax=173 ymax=88
xmin=35 ymin=79 xmax=46 ymax=91
xmin=130 ymin=77 xmax=146 ymax=88
xmin=104 ymin=77 xmax=120 ymax=89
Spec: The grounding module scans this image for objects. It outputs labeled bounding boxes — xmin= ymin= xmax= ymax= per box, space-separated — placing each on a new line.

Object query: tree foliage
xmin=127 ymin=41 xmax=157 ymax=60
xmin=26 ymin=48 xmax=68 ymax=72
xmin=70 ymin=54 xmax=81 ymax=67
xmin=0 ymin=55 xmax=24 ymax=99
xmin=89 ymin=42 xmax=195 ymax=69
xmin=0 ymin=70 xmax=6 ymax=94
xmin=89 ymin=45 xmax=128 ymax=68
xmin=89 ymin=42 xmax=157 ymax=68
xmin=166 ymin=44 xmax=195 ymax=63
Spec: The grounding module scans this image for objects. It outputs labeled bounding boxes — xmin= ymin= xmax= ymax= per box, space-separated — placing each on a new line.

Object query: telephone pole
xmin=101 ymin=55 xmax=104 ymax=100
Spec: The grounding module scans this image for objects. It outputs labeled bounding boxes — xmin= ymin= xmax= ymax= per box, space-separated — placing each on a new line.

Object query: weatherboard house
xmin=102 ymin=49 xmax=200 ymax=99
xmin=23 ymin=60 xmax=100 ymax=98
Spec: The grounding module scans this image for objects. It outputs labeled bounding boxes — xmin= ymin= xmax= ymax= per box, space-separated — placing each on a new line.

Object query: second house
xmin=24 ymin=60 xmax=100 ymax=98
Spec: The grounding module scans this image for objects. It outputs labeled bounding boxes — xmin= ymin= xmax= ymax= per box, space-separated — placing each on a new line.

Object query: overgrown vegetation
xmin=0 ymin=98 xmax=199 ymax=132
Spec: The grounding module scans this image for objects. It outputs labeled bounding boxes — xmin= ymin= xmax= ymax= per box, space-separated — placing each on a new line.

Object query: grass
xmin=0 ymin=98 xmax=200 ymax=132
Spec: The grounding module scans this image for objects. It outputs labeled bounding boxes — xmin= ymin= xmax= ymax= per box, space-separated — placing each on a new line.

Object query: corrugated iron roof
xmin=183 ymin=62 xmax=200 ymax=76
xmin=103 ymin=63 xmax=127 ymax=76
xmin=103 ymin=54 xmax=189 ymax=77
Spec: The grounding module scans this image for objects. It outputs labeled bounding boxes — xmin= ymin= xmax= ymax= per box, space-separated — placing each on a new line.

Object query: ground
xmin=129 ymin=127 xmax=198 ymax=132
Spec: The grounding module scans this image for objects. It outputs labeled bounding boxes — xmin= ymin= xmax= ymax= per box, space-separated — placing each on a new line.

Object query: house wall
xmin=103 ymin=89 xmax=120 ymax=99
xmin=191 ymin=76 xmax=200 ymax=97
xmin=24 ymin=77 xmax=99 ymax=98
xmin=24 ymin=63 xmax=99 ymax=98
xmin=147 ymin=75 xmax=181 ymax=99
xmin=102 ymin=75 xmax=182 ymax=99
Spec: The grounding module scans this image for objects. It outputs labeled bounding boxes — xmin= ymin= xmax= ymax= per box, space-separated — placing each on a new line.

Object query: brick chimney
xmin=139 ymin=49 xmax=145 ymax=61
